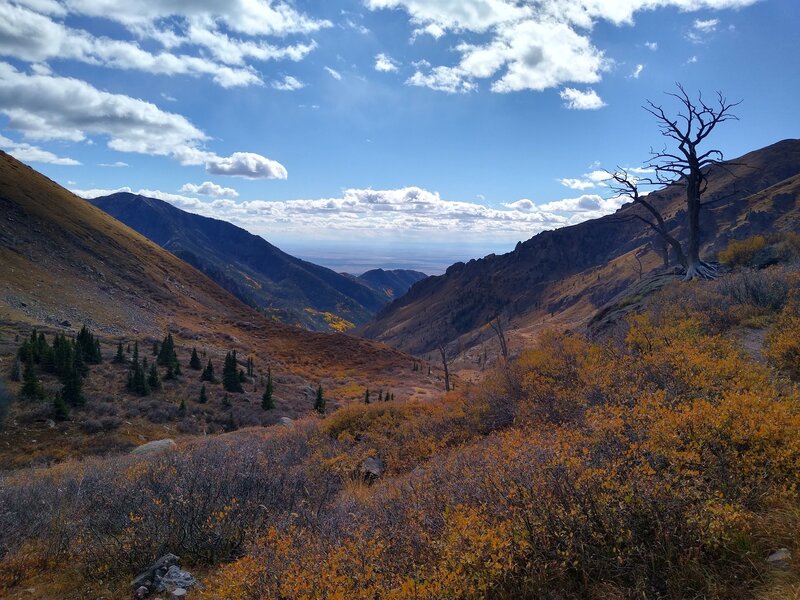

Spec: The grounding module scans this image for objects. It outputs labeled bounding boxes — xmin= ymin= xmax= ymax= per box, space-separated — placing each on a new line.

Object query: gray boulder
xmin=157 ymin=564 xmax=198 ymax=592
xmin=766 ymin=547 xmax=791 ymax=566
xmin=361 ymin=456 xmax=386 ymax=481
xmin=131 ymin=439 xmax=177 ymax=456
xmin=278 ymin=416 xmax=294 ymax=427
xmin=131 ymin=553 xmax=180 ymax=590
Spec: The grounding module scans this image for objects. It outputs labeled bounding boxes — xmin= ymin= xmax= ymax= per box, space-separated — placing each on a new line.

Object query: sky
xmin=0 ymin=0 xmax=798 ymax=273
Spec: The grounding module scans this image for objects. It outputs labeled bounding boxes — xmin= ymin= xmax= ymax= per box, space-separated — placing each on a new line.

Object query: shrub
xmin=719 ymin=235 xmax=768 ymax=266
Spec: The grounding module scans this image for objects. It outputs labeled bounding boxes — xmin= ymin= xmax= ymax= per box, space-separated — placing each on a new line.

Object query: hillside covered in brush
xmin=89 ymin=192 xmax=391 ymax=332
xmin=361 ymin=139 xmax=800 ymax=364
xmin=0 ymin=152 xmax=444 ymax=467
xmin=2 ymin=238 xmax=799 ymax=599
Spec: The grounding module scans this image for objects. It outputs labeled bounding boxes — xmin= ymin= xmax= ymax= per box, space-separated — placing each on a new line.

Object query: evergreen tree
xmin=201 ymin=359 xmax=216 ymax=383
xmin=189 ymin=348 xmax=202 ymax=370
xmin=224 ymin=411 xmax=236 ymax=432
xmin=153 ymin=341 xmax=160 ymax=356
xmin=20 ymin=359 xmax=43 ymax=399
xmin=238 ymin=368 xmax=246 ymax=383
xmin=76 ymin=325 xmax=101 ymax=364
xmin=157 ymin=333 xmax=175 ymax=366
xmin=261 ymin=368 xmax=274 ymax=410
xmin=364 ymin=388 xmax=370 ymax=404
xmin=222 ymin=393 xmax=232 ymax=408
xmin=179 ymin=398 xmax=186 ymax=416
xmin=148 ymin=360 xmax=161 ymax=391
xmin=222 ymin=351 xmax=243 ymax=393
xmin=61 ymin=360 xmax=84 ymax=407
xmin=132 ymin=341 xmax=139 ymax=364
xmin=314 ymin=384 xmax=325 ymax=414
xmin=10 ymin=357 xmax=21 ymax=382
xmin=198 ymin=384 xmax=208 ymax=403
xmin=113 ymin=342 xmax=125 ymax=364
xmin=52 ymin=391 xmax=69 ymax=421
xmin=378 ymin=389 xmax=383 ymax=402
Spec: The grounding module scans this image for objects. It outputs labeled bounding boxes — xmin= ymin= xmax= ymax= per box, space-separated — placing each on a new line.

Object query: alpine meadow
xmin=1 ymin=1 xmax=800 ymax=599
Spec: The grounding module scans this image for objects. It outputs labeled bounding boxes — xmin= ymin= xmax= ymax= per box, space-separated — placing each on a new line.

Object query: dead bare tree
xmin=644 ymin=84 xmax=741 ymax=280
xmin=607 ymin=168 xmax=687 ymax=271
xmin=438 ymin=344 xmax=451 ymax=392
xmin=489 ymin=317 xmax=509 ymax=361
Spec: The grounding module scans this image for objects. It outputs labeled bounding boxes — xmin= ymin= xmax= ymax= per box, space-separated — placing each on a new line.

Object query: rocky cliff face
xmin=360 ymin=139 xmax=800 ymax=358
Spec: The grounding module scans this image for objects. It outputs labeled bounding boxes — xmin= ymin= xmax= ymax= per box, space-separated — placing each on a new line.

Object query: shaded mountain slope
xmin=361 ymin=139 xmax=800 ymax=361
xmin=356 ymin=268 xmax=428 ymax=300
xmin=0 ymin=152 xmax=443 ymax=410
xmin=88 ymin=192 xmax=387 ymax=332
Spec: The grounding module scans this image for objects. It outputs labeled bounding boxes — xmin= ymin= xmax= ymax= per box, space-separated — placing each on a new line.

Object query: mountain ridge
xmin=360 ymin=139 xmax=800 ymax=361
xmin=87 ymin=192 xmax=390 ymax=332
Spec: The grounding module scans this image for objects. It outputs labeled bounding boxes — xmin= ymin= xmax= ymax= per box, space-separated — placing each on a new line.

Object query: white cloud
xmin=99 ymin=161 xmax=128 ymax=167
xmin=374 ymin=53 xmax=400 ymax=72
xmin=644 ymin=41 xmax=658 ymax=51
xmin=205 ymin=152 xmax=288 ymax=180
xmin=0 ymin=63 xmax=286 ymax=179
xmin=558 ymin=169 xmax=611 ymax=189
xmin=72 ymin=184 xmax=630 ymax=238
xmin=0 ymin=1 xmax=327 ymax=89
xmin=0 ymin=133 xmax=80 ymax=165
xmin=271 ymin=75 xmax=305 ymax=91
xmin=687 ymin=17 xmax=720 ymax=42
xmin=324 ymin=66 xmax=343 ymax=80
xmin=180 ymin=181 xmax=239 ymax=198
xmin=366 ymin=0 xmax=757 ymax=93
xmin=630 ymin=64 xmax=644 ymax=78
xmin=559 ymin=87 xmax=605 ymax=110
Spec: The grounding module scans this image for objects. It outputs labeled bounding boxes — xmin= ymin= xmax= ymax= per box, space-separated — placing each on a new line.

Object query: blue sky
xmin=1 ymin=0 xmax=798 ymax=273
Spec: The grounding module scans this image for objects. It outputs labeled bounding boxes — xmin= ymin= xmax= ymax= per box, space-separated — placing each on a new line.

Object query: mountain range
xmin=88 ymin=192 xmax=426 ymax=332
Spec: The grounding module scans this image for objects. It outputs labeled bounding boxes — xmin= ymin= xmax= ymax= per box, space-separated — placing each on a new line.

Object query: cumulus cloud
xmin=0 ymin=63 xmax=286 ymax=179
xmin=0 ymin=133 xmax=80 ymax=165
xmin=74 ymin=184 xmax=628 ymax=237
xmin=205 ymin=152 xmax=288 ymax=180
xmin=644 ymin=41 xmax=658 ymax=51
xmin=560 ymin=87 xmax=605 ymax=110
xmin=271 ymin=75 xmax=305 ymax=91
xmin=630 ymin=64 xmax=644 ymax=78
xmin=366 ymin=0 xmax=757 ymax=93
xmin=558 ymin=169 xmax=611 ymax=189
xmin=374 ymin=53 xmax=400 ymax=72
xmin=180 ymin=181 xmax=239 ymax=198
xmin=0 ymin=2 xmax=326 ymax=88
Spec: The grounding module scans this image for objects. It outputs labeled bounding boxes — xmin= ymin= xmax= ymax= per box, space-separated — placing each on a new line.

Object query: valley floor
xmin=1 ymin=259 xmax=800 ymax=599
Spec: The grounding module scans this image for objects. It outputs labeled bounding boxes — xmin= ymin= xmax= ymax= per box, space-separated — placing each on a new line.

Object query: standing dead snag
xmin=438 ymin=344 xmax=451 ymax=392
xmin=489 ymin=317 xmax=509 ymax=361
xmin=607 ymin=168 xmax=688 ymax=271
xmin=644 ymin=84 xmax=741 ymax=280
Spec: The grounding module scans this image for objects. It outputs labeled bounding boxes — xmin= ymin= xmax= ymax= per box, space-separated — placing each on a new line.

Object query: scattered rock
xmin=131 ymin=438 xmax=177 ymax=456
xmin=766 ymin=548 xmax=791 ymax=566
xmin=60 ymin=320 xmax=70 ymax=327
xmin=158 ymin=565 xmax=198 ymax=592
xmin=169 ymin=589 xmax=187 ymax=600
xmin=131 ymin=554 xmax=180 ymax=591
xmin=46 ymin=419 xmax=55 ymax=429
xmin=278 ymin=416 xmax=294 ymax=427
xmin=361 ymin=456 xmax=385 ymax=481
xmin=134 ymin=585 xmax=150 ymax=599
